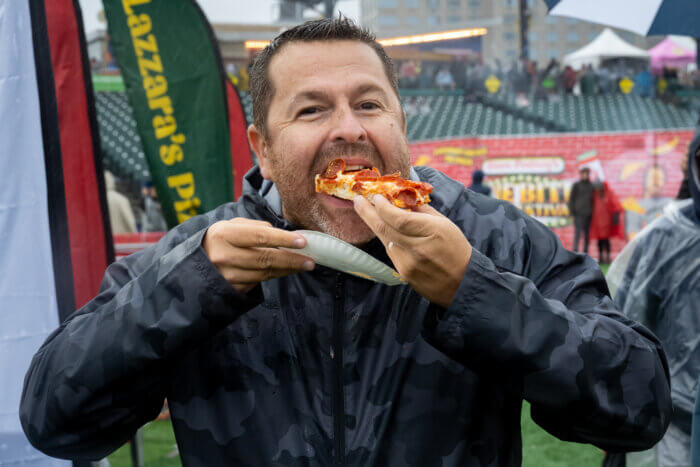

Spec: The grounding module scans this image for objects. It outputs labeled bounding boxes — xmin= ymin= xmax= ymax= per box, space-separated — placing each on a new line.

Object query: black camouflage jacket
xmin=21 ymin=166 xmax=671 ymax=466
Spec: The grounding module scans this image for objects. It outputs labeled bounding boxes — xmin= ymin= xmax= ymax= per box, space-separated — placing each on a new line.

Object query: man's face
xmin=248 ymin=40 xmax=410 ymax=245
xmin=580 ymin=170 xmax=590 ymax=181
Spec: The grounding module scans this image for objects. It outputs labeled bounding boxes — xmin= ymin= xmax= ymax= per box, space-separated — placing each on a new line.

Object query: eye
xmin=298 ymin=106 xmax=320 ymax=116
xmin=359 ymin=101 xmax=379 ymax=110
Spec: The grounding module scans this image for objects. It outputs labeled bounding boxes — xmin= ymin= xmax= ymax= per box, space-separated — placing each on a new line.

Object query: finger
xmin=229 ymin=247 xmax=315 ymax=272
xmin=224 ymin=267 xmax=304 ymax=285
xmin=225 ymin=225 xmax=307 ymax=249
xmin=229 ymin=217 xmax=273 ymax=227
xmin=384 ymin=240 xmax=415 ymax=275
xmin=371 ymin=194 xmax=431 ymax=237
xmin=353 ymin=195 xmax=402 ymax=247
xmin=412 ymin=204 xmax=442 ymax=217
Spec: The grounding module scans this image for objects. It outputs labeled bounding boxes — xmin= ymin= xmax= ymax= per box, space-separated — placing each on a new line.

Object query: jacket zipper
xmin=332 ymin=274 xmax=345 ymax=466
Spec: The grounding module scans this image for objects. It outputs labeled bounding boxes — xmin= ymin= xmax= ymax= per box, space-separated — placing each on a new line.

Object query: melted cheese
xmin=315 ymin=171 xmax=431 ymax=209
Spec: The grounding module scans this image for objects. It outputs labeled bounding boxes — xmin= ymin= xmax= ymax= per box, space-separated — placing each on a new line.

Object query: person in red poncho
xmin=590 ymin=181 xmax=624 ymax=264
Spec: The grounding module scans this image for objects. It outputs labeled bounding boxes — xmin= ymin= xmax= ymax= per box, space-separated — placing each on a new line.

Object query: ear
xmin=247 ymin=124 xmax=272 ymax=180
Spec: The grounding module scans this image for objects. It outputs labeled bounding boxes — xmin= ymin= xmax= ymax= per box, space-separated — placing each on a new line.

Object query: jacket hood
xmin=684 ymin=128 xmax=700 ymax=224
xmin=472 ymin=169 xmax=484 ymax=185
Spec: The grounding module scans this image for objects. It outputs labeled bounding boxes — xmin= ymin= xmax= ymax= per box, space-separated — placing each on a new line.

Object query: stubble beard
xmin=266 ymin=141 xmax=411 ymax=245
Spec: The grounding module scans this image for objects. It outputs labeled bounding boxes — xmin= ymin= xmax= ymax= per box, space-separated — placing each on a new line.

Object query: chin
xmin=309 ymin=206 xmax=376 ymax=246
xmin=332 ymin=225 xmax=376 ymax=246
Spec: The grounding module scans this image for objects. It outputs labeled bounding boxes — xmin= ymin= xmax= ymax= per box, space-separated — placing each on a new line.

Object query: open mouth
xmin=317 ymin=158 xmax=375 ymax=177
xmin=344 ymin=164 xmax=371 ymax=172
xmin=315 ymin=158 xmax=375 ymax=204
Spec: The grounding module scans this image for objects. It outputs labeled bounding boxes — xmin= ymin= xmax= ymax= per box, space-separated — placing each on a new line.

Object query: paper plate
xmin=282 ymin=230 xmax=406 ymax=286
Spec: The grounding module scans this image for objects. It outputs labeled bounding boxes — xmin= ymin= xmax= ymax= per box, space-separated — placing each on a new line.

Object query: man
xmin=435 ymin=67 xmax=455 ymax=90
xmin=140 ymin=181 xmax=168 ymax=232
xmin=569 ymin=167 xmax=594 ymax=254
xmin=609 ymin=130 xmax=700 ymax=467
xmin=104 ymin=170 xmax=136 ymax=234
xmin=678 ymin=146 xmax=691 ymax=200
xmin=21 ymin=18 xmax=670 ymax=466
xmin=468 ymin=169 xmax=491 ymax=196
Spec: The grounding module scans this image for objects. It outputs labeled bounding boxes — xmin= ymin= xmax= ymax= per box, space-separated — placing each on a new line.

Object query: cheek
xmin=368 ymin=123 xmax=409 ymax=165
xmin=272 ymin=132 xmax=320 ymax=173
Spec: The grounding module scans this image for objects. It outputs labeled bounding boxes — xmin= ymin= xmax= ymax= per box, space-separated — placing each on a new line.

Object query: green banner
xmin=103 ymin=0 xmax=232 ymax=227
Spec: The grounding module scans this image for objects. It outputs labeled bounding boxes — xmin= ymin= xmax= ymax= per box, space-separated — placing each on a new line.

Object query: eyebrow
xmin=287 ymin=83 xmax=390 ymax=115
xmin=351 ymin=83 xmax=389 ymax=101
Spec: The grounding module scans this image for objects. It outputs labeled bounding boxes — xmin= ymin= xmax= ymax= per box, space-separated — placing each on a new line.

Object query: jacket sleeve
xmin=610 ymin=237 xmax=661 ymax=330
xmin=19 ymin=206 xmax=262 ymax=460
xmin=423 ymin=201 xmax=671 ymax=452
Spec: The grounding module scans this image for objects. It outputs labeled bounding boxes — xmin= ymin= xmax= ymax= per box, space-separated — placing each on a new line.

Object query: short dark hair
xmin=249 ymin=17 xmax=399 ymax=139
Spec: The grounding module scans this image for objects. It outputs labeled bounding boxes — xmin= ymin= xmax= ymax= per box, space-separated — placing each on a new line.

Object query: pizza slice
xmin=315 ymin=158 xmax=433 ymax=209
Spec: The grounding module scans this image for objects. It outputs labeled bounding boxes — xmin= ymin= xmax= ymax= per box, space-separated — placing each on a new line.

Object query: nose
xmin=327 ymin=105 xmax=367 ymax=144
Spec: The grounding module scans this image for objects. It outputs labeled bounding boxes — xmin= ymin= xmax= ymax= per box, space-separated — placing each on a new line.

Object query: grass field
xmin=108 ymin=264 xmax=611 ymax=466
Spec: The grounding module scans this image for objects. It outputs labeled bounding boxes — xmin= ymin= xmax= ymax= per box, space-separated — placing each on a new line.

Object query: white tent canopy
xmin=563 ymin=28 xmax=650 ymax=69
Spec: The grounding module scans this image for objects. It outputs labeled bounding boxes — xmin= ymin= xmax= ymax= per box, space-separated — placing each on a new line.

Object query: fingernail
xmin=303 ymin=260 xmax=315 ymax=271
xmin=294 ymin=237 xmax=305 ymax=248
xmin=373 ymin=194 xmax=384 ymax=204
xmin=353 ymin=195 xmax=362 ymax=205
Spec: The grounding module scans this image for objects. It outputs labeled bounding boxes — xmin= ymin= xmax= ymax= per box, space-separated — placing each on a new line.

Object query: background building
xmin=360 ymin=0 xmax=660 ymax=67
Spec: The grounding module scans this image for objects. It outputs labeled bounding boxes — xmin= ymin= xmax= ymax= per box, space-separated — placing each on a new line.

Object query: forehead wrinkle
xmin=351 ymin=82 xmax=389 ymax=100
xmin=288 ymin=90 xmax=331 ymax=108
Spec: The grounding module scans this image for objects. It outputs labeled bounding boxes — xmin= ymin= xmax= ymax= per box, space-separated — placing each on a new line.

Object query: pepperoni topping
xmin=355 ymin=169 xmax=379 ymax=181
xmin=396 ymin=180 xmax=434 ymax=194
xmin=396 ymin=188 xmax=418 ymax=207
xmin=351 ymin=182 xmax=364 ymax=193
xmin=322 ymin=159 xmax=346 ymax=179
xmin=379 ymin=172 xmax=401 ymax=181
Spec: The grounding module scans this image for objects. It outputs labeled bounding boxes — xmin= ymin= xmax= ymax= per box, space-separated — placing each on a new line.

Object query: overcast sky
xmin=78 ymin=0 xmax=360 ymax=34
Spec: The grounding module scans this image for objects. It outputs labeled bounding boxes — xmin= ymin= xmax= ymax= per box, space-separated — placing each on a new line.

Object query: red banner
xmin=44 ymin=0 xmax=114 ymax=312
xmin=410 ymin=130 xmax=694 ymax=257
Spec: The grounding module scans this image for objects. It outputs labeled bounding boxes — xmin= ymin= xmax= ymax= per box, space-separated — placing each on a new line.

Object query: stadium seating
xmin=94 ymin=89 xmax=697 ymax=184
xmin=483 ymin=91 xmax=697 ymax=133
xmin=95 ymin=92 xmax=149 ymax=182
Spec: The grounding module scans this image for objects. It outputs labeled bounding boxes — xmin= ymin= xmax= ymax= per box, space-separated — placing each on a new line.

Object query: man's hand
xmin=202 ymin=218 xmax=315 ymax=294
xmin=353 ymin=195 xmax=472 ymax=308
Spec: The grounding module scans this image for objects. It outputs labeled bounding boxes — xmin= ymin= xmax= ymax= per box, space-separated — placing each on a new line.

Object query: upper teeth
xmin=346 ymin=165 xmax=367 ymax=170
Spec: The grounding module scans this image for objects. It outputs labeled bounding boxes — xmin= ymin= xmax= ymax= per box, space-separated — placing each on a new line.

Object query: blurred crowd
xmin=393 ymin=57 xmax=700 ymax=104
xmin=104 ymin=171 xmax=167 ymax=235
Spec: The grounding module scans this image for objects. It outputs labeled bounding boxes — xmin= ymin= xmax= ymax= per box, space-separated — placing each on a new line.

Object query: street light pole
xmin=519 ymin=0 xmax=530 ymax=60
xmin=324 ymin=0 xmax=335 ymax=18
